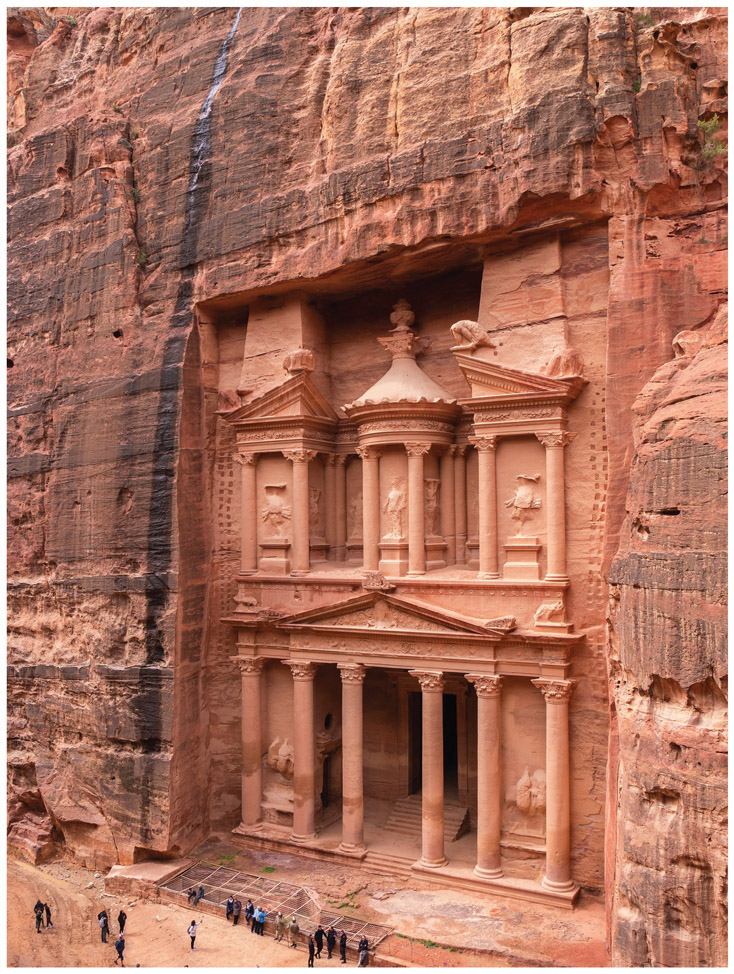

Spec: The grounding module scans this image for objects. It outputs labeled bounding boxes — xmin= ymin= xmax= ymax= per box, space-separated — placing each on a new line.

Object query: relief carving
xmin=261 ymin=484 xmax=291 ymax=537
xmin=283 ymin=449 xmax=318 ymax=464
xmin=263 ymin=737 xmax=295 ymax=816
xmin=543 ymin=343 xmax=584 ymax=378
xmin=347 ymin=490 xmax=363 ymax=542
xmin=536 ymin=431 xmax=575 ymax=449
xmin=450 ymin=319 xmax=495 ymax=351
xmin=266 ymin=737 xmax=294 ymax=780
xmin=383 ymin=477 xmax=407 ymax=539
xmin=309 ymin=487 xmax=323 ymax=537
xmin=405 ymin=442 xmax=431 ymax=458
xmin=283 ymin=348 xmax=314 ymax=374
xmin=361 ymin=571 xmax=396 ymax=592
xmin=503 ymin=767 xmax=547 ymax=839
xmin=534 ymin=599 xmax=565 ymax=624
xmin=233 ymin=451 xmax=257 ymax=466
xmin=505 ymin=474 xmax=541 ymax=535
xmin=424 ymin=478 xmax=440 ymax=536
xmin=409 ymin=670 xmax=445 ymax=692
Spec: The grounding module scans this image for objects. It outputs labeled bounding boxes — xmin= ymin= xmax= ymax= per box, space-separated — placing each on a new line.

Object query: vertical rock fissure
xmin=139 ymin=7 xmax=242 ymax=844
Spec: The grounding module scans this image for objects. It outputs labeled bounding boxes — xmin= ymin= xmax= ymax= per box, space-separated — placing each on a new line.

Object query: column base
xmin=406 ymin=569 xmax=426 ymax=577
xmin=417 ymin=855 xmax=448 ymax=869
xmin=239 ymin=569 xmax=258 ymax=577
xmin=544 ymin=574 xmax=570 ymax=583
xmin=337 ymin=841 xmax=367 ymax=858
xmin=477 ymin=571 xmax=500 ymax=580
xmin=474 ymin=864 xmax=503 ymax=880
xmin=290 ymin=831 xmax=318 ymax=844
xmin=289 ymin=569 xmax=311 ymax=577
xmin=541 ymin=874 xmax=576 ymax=893
xmin=235 ymin=820 xmax=263 ymax=834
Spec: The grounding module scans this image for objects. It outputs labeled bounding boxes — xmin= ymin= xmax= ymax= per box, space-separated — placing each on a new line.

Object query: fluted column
xmin=470 ymin=436 xmax=499 ymax=578
xmin=536 ymin=432 xmax=574 ymax=581
xmin=285 ymin=660 xmax=319 ymax=841
xmin=409 ymin=670 xmax=447 ymax=867
xmin=440 ymin=446 xmax=456 ymax=564
xmin=334 ymin=455 xmax=348 ymax=561
xmin=454 ymin=446 xmax=467 ymax=563
xmin=532 ymin=679 xmax=576 ymax=891
xmin=337 ymin=663 xmax=367 ymax=854
xmin=466 ymin=674 xmax=503 ymax=878
xmin=234 ymin=451 xmax=258 ymax=575
xmin=357 ymin=446 xmax=382 ymax=571
xmin=283 ymin=450 xmax=317 ymax=576
xmin=406 ymin=443 xmax=430 ymax=576
xmin=234 ymin=656 xmax=266 ymax=829
xmin=324 ymin=455 xmax=337 ymax=553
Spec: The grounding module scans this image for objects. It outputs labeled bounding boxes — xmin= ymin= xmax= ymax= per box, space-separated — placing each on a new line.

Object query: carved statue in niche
xmin=505 ymin=475 xmax=541 ymax=536
xmin=534 ymin=599 xmax=565 ymax=624
xmin=263 ymin=737 xmax=295 ymax=817
xmin=261 ymin=484 xmax=291 ymax=537
xmin=383 ymin=477 xmax=407 ymax=539
xmin=450 ymin=319 xmax=496 ymax=351
xmin=283 ymin=348 xmax=314 ymax=374
xmin=505 ymin=767 xmax=546 ymax=838
xmin=424 ymin=478 xmax=440 ymax=536
xmin=347 ymin=490 xmax=363 ymax=543
xmin=266 ymin=737 xmax=294 ymax=779
xmin=309 ymin=487 xmax=323 ymax=536
xmin=543 ymin=342 xmax=584 ymax=378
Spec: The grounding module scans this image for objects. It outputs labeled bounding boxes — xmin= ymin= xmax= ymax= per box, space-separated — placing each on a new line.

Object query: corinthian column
xmin=470 ymin=436 xmax=499 ymax=578
xmin=454 ymin=446 xmax=467 ymax=563
xmin=334 ymin=455 xmax=348 ymax=561
xmin=536 ymin=432 xmax=574 ymax=582
xmin=532 ymin=679 xmax=576 ymax=891
xmin=466 ymin=674 xmax=503 ymax=878
xmin=233 ymin=656 xmax=266 ymax=829
xmin=324 ymin=455 xmax=337 ymax=554
xmin=409 ymin=670 xmax=447 ymax=867
xmin=406 ymin=443 xmax=431 ymax=576
xmin=337 ymin=663 xmax=367 ymax=854
xmin=440 ymin=446 xmax=456 ymax=564
xmin=285 ymin=660 xmax=319 ymax=841
xmin=356 ymin=446 xmax=381 ymax=571
xmin=234 ymin=452 xmax=258 ymax=575
xmin=283 ymin=450 xmax=317 ymax=576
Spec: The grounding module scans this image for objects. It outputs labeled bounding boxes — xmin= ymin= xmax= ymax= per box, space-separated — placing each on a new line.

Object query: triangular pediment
xmin=223 ymin=373 xmax=340 ymax=425
xmin=280 ymin=592 xmax=502 ymax=638
xmin=453 ymin=351 xmax=579 ymax=402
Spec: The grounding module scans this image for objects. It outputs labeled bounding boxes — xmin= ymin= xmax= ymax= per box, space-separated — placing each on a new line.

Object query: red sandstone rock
xmin=6 ymin=4 xmax=727 ymax=961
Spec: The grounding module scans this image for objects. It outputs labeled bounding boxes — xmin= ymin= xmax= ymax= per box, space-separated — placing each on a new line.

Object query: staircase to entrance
xmin=383 ymin=794 xmax=469 ymax=842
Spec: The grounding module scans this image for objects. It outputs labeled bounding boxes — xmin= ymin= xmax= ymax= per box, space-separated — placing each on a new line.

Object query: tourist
xmin=274 ymin=911 xmax=285 ymax=941
xmin=186 ymin=887 xmax=196 ymax=905
xmin=192 ymin=885 xmax=205 ymax=907
xmin=339 ymin=930 xmax=347 ymax=963
xmin=314 ymin=924 xmax=325 ymax=958
xmin=250 ymin=903 xmax=259 ymax=934
xmin=288 ymin=915 xmax=300 ymax=948
xmin=188 ymin=917 xmax=202 ymax=950
xmin=233 ymin=897 xmax=242 ymax=926
xmin=327 ymin=926 xmax=336 ymax=958
xmin=257 ymin=906 xmax=266 ymax=935
xmin=245 ymin=899 xmax=254 ymax=928
xmin=44 ymin=903 xmax=53 ymax=929
xmin=34 ymin=901 xmax=43 ymax=934
xmin=114 ymin=933 xmax=125 ymax=966
xmin=98 ymin=910 xmax=110 ymax=944
xmin=117 ymin=909 xmax=127 ymax=934
xmin=225 ymin=895 xmax=234 ymax=922
xmin=308 ymin=934 xmax=316 ymax=968
xmin=357 ymin=936 xmax=369 ymax=967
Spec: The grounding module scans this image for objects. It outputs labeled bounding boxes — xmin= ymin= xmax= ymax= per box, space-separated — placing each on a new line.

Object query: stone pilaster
xmin=454 ymin=446 xmax=467 ymax=563
xmin=536 ymin=432 xmax=574 ymax=581
xmin=440 ymin=446 xmax=456 ymax=564
xmin=357 ymin=446 xmax=382 ymax=571
xmin=470 ymin=435 xmax=499 ymax=578
xmin=234 ymin=451 xmax=258 ymax=574
xmin=283 ymin=450 xmax=317 ymax=575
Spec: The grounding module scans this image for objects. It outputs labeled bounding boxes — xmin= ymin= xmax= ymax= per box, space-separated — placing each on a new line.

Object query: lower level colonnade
xmin=233 ymin=655 xmax=576 ymax=898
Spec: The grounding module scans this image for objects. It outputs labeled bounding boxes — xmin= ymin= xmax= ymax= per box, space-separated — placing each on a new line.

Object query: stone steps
xmin=383 ymin=795 xmax=469 ymax=842
xmin=362 ymin=850 xmax=414 ymax=879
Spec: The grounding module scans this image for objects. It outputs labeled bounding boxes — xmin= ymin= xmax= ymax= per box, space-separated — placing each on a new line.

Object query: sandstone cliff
xmin=7 ymin=5 xmax=727 ymax=960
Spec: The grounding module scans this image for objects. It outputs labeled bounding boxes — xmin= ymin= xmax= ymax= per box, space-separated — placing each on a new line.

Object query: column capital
xmin=282 ymin=449 xmax=318 ymax=464
xmin=234 ymin=451 xmax=258 ymax=466
xmin=324 ymin=454 xmax=338 ymax=467
xmin=337 ymin=663 xmax=367 ymax=684
xmin=454 ymin=444 xmax=468 ymax=458
xmin=232 ymin=655 xmax=265 ymax=675
xmin=355 ymin=445 xmax=382 ymax=461
xmin=333 ymin=453 xmax=349 ymax=467
xmin=440 ymin=444 xmax=458 ymax=458
xmin=532 ymin=678 xmax=576 ymax=702
xmin=405 ymin=442 xmax=431 ymax=458
xmin=466 ymin=674 xmax=502 ymax=697
xmin=536 ymin=431 xmax=575 ymax=449
xmin=284 ymin=659 xmax=319 ymax=681
xmin=409 ymin=669 xmax=445 ymax=692
xmin=469 ymin=435 xmax=498 ymax=452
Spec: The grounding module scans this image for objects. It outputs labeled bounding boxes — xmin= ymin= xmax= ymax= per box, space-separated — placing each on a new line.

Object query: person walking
xmin=308 ymin=934 xmax=316 ymax=968
xmin=117 ymin=909 xmax=127 ymax=935
xmin=314 ymin=924 xmax=325 ymax=958
xmin=192 ymin=886 xmax=205 ymax=907
xmin=233 ymin=897 xmax=242 ymax=926
xmin=225 ymin=895 xmax=234 ymax=922
xmin=34 ymin=902 xmax=43 ymax=934
xmin=257 ymin=906 xmax=266 ymax=935
xmin=114 ymin=933 xmax=125 ymax=966
xmin=327 ymin=926 xmax=336 ymax=959
xmin=339 ymin=930 xmax=348 ymax=964
xmin=274 ymin=911 xmax=285 ymax=942
xmin=245 ymin=899 xmax=254 ymax=929
xmin=44 ymin=903 xmax=53 ymax=929
xmin=188 ymin=918 xmax=202 ymax=950
xmin=98 ymin=910 xmax=110 ymax=944
xmin=288 ymin=916 xmax=300 ymax=948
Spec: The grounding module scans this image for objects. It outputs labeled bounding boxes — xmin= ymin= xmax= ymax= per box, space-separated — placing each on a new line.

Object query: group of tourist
xmin=33 ymin=899 xmax=53 ymax=933
xmin=97 ymin=908 xmax=127 ymax=965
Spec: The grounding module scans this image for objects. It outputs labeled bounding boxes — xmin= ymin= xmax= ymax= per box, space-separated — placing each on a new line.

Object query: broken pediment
xmin=223 ymin=372 xmax=341 ymax=426
xmin=279 ymin=591 xmax=504 ymax=639
xmin=453 ymin=351 xmax=585 ymax=405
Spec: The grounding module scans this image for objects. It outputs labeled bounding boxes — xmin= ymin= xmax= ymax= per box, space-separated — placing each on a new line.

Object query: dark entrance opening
xmin=443 ymin=693 xmax=459 ymax=797
xmin=408 ymin=691 xmax=422 ymax=794
xmin=321 ymin=754 xmax=331 ymax=809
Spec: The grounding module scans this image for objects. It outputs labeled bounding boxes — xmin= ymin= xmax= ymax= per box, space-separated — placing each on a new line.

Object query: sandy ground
xmin=8 ymin=842 xmax=607 ymax=968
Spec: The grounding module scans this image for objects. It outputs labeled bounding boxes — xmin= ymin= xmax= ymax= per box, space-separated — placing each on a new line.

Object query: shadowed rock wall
xmin=7 ymin=5 xmax=727 ymax=959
